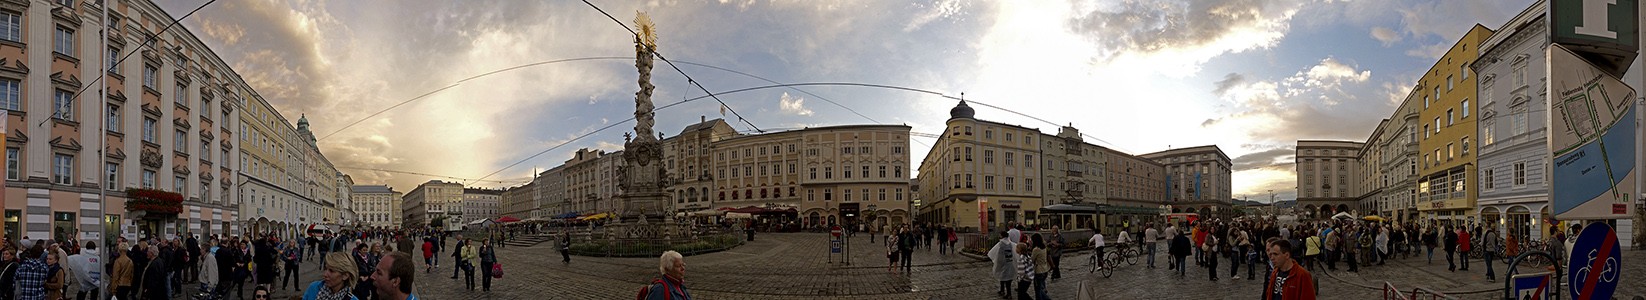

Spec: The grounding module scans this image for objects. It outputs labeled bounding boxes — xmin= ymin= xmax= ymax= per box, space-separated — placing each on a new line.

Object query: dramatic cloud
xmin=1370 ymin=26 xmax=1401 ymax=46
xmin=1203 ymin=56 xmax=1387 ymax=145
xmin=777 ymin=92 xmax=814 ymax=116
xmin=1066 ymin=0 xmax=1309 ymax=69
xmin=167 ymin=0 xmax=998 ymax=191
xmin=1231 ymin=148 xmax=1296 ymax=171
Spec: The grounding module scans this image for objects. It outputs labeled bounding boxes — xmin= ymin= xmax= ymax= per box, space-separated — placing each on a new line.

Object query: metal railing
xmin=1383 ymin=282 xmax=1410 ymax=300
xmin=1408 ymin=287 xmax=1456 ymax=300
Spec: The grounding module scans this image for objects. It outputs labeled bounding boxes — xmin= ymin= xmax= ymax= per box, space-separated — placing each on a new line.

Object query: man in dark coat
xmin=141 ymin=247 xmax=170 ymax=300
xmin=253 ymin=238 xmax=279 ymax=288
xmin=1170 ymin=232 xmax=1193 ymax=277
xmin=1444 ymin=226 xmax=1459 ymax=272
xmin=450 ymin=238 xmax=466 ymax=279
xmin=216 ymin=240 xmax=240 ymax=296
xmin=186 ymin=235 xmax=201 ymax=280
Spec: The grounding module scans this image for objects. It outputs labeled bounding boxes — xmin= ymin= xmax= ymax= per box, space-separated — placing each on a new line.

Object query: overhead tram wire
xmin=466 ymin=81 xmax=1135 ymax=184
xmin=316 ymin=57 xmax=883 ymax=141
xmin=39 ymin=0 xmax=218 ymax=128
xmin=581 ymin=0 xmax=763 ymax=133
xmin=335 ymin=166 xmax=531 ymax=184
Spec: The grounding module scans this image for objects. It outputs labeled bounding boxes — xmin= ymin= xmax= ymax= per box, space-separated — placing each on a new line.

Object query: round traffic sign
xmin=1566 ymin=223 xmax=1622 ymax=300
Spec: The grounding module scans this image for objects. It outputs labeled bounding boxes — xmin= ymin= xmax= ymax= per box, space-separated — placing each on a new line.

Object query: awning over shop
xmin=495 ymin=216 xmax=522 ymax=223
xmin=755 ymin=208 xmax=798 ymax=216
xmin=579 ymin=213 xmax=613 ymax=221
xmin=553 ymin=212 xmax=582 ymax=219
xmin=727 ymin=206 xmax=766 ymax=214
xmin=688 ymin=209 xmax=724 ymax=217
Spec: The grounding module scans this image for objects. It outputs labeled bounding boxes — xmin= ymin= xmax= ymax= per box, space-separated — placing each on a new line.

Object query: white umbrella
xmin=1331 ymin=212 xmax=1354 ymax=220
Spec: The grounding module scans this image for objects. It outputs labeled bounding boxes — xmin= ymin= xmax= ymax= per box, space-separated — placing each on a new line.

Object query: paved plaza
xmin=363 ymin=233 xmax=1639 ymax=299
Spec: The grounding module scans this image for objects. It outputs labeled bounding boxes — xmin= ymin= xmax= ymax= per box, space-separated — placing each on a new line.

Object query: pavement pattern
xmin=180 ymin=233 xmax=1645 ymax=299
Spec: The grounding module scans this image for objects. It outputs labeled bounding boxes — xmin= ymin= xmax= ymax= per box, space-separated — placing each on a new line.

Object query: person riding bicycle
xmin=1089 ymin=231 xmax=1107 ymax=271
xmin=1115 ymin=229 xmax=1131 ymax=251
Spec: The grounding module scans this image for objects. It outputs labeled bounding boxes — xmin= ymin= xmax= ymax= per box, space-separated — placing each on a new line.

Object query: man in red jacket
xmin=1264 ymin=238 xmax=1317 ymax=300
xmin=1456 ymin=227 xmax=1472 ymax=271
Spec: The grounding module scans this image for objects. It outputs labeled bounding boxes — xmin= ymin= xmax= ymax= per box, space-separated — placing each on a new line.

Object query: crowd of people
xmin=971 ymin=215 xmax=1587 ymax=300
xmin=876 ymin=223 xmax=961 ymax=274
xmin=0 ymin=228 xmax=443 ymax=300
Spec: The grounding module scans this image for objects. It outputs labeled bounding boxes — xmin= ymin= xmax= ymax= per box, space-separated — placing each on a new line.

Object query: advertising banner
xmin=1547 ymin=43 xmax=1638 ymax=220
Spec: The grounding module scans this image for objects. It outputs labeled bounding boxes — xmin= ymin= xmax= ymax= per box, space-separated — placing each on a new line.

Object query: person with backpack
xmin=1483 ymin=226 xmax=1502 ymax=282
xmin=637 ymin=250 xmax=691 ymax=300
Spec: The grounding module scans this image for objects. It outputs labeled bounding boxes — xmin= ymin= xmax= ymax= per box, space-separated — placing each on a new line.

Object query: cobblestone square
xmin=362 ymin=233 xmax=1643 ymax=299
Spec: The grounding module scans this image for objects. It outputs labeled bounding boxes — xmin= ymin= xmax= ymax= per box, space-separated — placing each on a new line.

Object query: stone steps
xmin=503 ymin=234 xmax=556 ymax=247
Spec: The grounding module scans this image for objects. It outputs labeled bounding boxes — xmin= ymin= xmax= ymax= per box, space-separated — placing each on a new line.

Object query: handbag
xmin=492 ymin=263 xmax=504 ymax=278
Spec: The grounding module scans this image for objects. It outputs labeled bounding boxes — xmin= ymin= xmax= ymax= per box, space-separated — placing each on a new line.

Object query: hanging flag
xmin=719 ymin=104 xmax=727 ymax=116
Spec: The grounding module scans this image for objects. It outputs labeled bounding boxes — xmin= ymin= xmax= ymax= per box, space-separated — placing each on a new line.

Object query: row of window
xmin=801 ymin=188 xmax=906 ymax=202
xmin=1421 ymin=136 xmax=1471 ymax=168
xmin=797 ymin=165 xmax=906 ymax=180
xmin=950 ymin=146 xmax=1037 ymax=167
xmin=1481 ymin=162 xmax=1531 ymax=190
xmin=5 ymin=146 xmax=222 ymax=202
xmin=948 ymin=173 xmax=1036 ymax=192
xmin=956 ymin=125 xmax=1034 ymax=145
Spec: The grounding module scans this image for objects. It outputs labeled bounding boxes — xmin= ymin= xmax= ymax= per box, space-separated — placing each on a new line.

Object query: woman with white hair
xmin=302 ymin=252 xmax=360 ymax=300
xmin=639 ymin=250 xmax=692 ymax=300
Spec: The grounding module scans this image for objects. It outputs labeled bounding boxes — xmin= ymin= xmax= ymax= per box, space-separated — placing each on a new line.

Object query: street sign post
xmin=1550 ymin=0 xmax=1640 ymax=75
xmin=1507 ymin=272 xmax=1553 ymax=300
xmin=830 ymin=239 xmax=841 ymax=253
xmin=1566 ymin=223 xmax=1622 ymax=300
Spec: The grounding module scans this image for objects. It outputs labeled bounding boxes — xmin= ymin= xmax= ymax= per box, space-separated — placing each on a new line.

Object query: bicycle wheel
xmin=1125 ymin=249 xmax=1138 ymax=265
xmin=1101 ymin=256 xmax=1116 ymax=278
xmin=1089 ymin=254 xmax=1097 ymax=273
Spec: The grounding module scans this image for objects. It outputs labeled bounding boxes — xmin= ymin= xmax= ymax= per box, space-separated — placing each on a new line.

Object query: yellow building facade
xmin=918 ymin=101 xmax=1043 ymax=231
xmin=1416 ymin=25 xmax=1494 ymax=223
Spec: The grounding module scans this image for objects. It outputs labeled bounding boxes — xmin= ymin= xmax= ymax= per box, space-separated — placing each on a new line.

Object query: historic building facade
xmin=1141 ymin=145 xmax=1233 ymax=216
xmin=350 ymin=185 xmax=401 ymax=228
xmin=402 ymin=180 xmax=462 ymax=230
xmin=917 ymin=101 xmax=1043 ymax=231
xmin=0 ymin=0 xmax=346 ymax=241
xmin=1295 ymin=140 xmax=1364 ymax=218
xmin=1474 ymin=2 xmax=1552 ymax=241
xmin=662 ymin=117 xmax=736 ymax=213
xmin=460 ymin=188 xmax=501 ymax=226
xmin=1416 ymin=25 xmax=1494 ymax=223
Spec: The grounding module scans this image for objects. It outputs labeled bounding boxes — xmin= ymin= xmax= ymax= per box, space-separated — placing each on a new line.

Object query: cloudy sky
xmin=153 ymin=0 xmax=1550 ymax=202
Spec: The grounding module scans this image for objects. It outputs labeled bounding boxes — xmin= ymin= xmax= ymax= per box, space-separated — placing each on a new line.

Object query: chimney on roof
xmin=701 ymin=115 xmax=706 ymax=123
